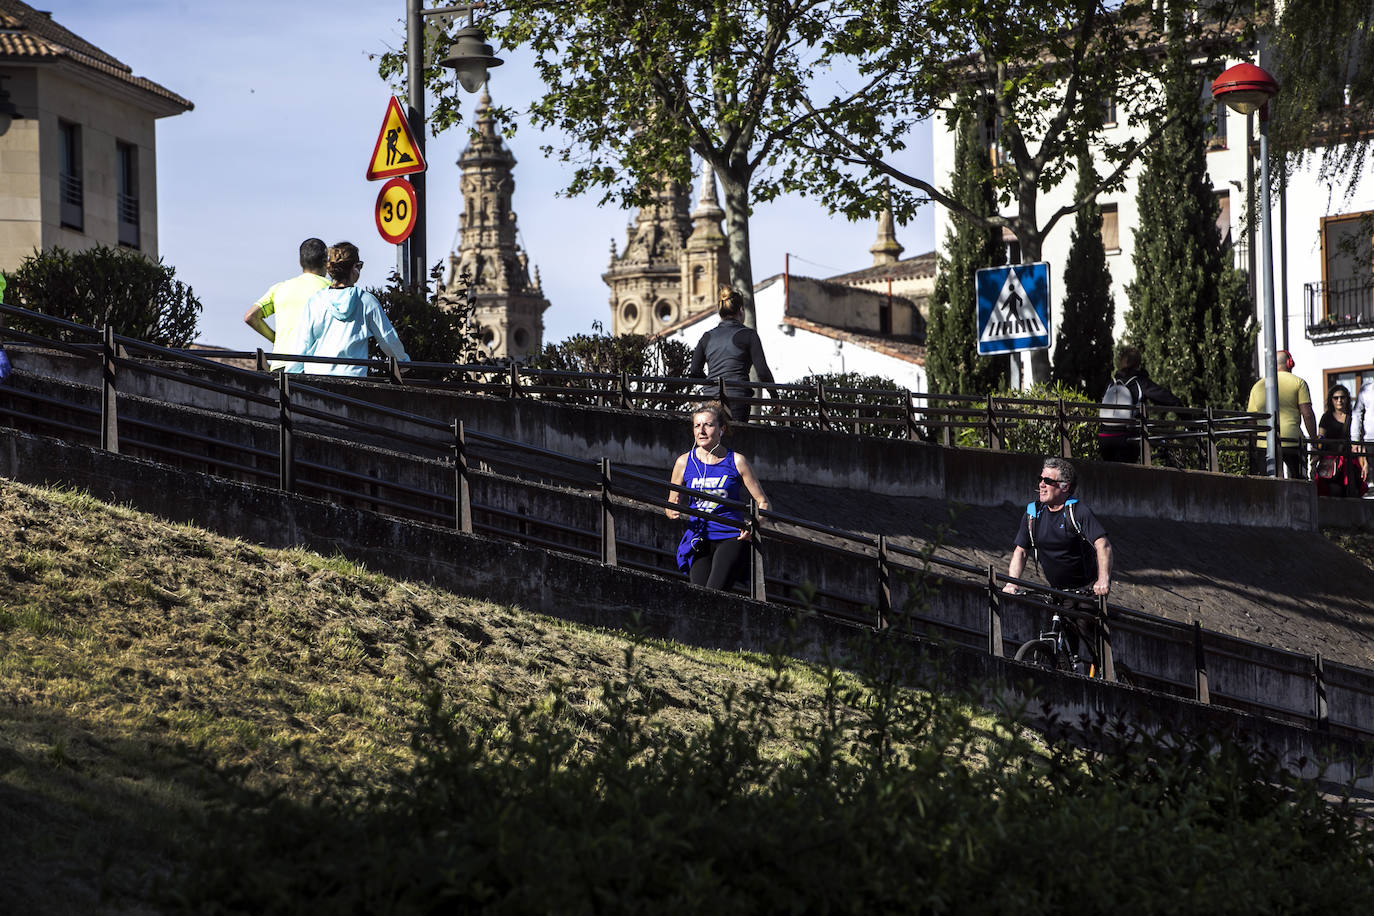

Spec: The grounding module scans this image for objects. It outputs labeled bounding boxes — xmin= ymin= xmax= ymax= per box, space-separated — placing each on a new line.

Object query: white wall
xmin=664 ymin=275 xmax=928 ymax=392
xmin=1278 ymin=154 xmax=1374 ymax=398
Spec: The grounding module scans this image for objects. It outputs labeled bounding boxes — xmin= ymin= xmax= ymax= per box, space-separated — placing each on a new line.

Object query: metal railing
xmin=122 ymin=343 xmax=1272 ymax=477
xmin=118 ymin=192 xmax=140 ymax=247
xmin=0 ymin=302 xmax=1365 ymax=740
xmin=1305 ymin=278 xmax=1374 ymax=340
xmin=59 ymin=172 xmax=83 ymax=229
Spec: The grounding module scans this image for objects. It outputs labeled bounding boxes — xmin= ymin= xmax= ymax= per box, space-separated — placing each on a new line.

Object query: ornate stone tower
xmin=445 ymin=88 xmax=549 ymax=361
xmin=680 ymin=162 xmax=729 ymax=320
xmin=602 ymin=174 xmax=692 ymax=335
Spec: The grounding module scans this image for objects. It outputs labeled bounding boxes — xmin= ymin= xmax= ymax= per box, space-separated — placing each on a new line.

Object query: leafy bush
xmin=3 ymin=244 xmax=201 ymax=347
xmin=524 ymin=324 xmax=692 ymax=411
xmin=367 ymin=264 xmax=483 ymax=367
xmin=957 ymin=380 xmax=1101 ymax=459
xmin=786 ymin=371 xmax=915 ymax=439
xmin=180 ymin=641 xmax=1374 ymax=914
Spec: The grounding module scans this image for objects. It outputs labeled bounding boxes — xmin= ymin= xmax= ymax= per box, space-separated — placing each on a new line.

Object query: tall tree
xmin=1125 ymin=38 xmax=1255 ymax=410
xmin=1270 ymin=0 xmax=1374 ymax=195
xmin=926 ymin=98 xmax=1007 ymax=396
xmin=387 ymin=0 xmax=852 ymax=328
xmin=1051 ymin=151 xmax=1114 ymax=397
xmin=801 ymin=0 xmax=1251 ymax=385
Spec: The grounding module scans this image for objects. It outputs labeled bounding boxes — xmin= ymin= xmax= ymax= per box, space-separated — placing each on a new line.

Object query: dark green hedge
xmin=180 ymin=642 xmax=1374 ymax=915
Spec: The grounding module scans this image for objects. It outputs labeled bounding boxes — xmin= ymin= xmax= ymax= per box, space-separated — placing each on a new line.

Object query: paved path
xmin=762 ymin=478 xmax=1374 ymax=669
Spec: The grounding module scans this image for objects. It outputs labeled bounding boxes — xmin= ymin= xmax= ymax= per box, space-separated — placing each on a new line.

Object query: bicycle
xmin=1010 ymin=585 xmax=1133 ymax=684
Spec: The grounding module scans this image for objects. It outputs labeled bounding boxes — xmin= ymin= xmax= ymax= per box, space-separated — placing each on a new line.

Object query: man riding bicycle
xmin=1002 ymin=457 xmax=1113 ymax=598
xmin=1002 ymin=458 xmax=1115 ymax=671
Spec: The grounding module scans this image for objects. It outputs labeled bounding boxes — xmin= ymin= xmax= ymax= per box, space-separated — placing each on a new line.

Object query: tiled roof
xmin=0 ymin=0 xmax=192 ymax=112
xmin=783 ymin=315 xmax=926 ymax=366
xmin=826 ymin=251 xmax=937 ymax=286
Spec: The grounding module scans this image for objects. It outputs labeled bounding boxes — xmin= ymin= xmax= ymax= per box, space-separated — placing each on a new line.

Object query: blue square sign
xmin=976 ymin=263 xmax=1051 ymax=355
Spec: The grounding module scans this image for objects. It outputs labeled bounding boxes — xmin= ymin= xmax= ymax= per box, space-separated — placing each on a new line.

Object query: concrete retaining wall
xmin=10 ymin=347 xmax=1327 ymax=529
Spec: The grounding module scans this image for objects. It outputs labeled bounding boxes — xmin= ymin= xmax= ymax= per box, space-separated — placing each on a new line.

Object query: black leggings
xmin=689 ymin=537 xmax=751 ymax=591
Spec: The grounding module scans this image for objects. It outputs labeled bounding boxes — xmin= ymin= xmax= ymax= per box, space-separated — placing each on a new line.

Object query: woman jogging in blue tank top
xmin=666 ymin=401 xmax=771 ymax=590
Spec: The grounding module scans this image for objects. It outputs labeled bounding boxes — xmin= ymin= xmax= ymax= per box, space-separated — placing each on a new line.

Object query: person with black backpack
xmin=1097 ymin=344 xmax=1183 ymax=463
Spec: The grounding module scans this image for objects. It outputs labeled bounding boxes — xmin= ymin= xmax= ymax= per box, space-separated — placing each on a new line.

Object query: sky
xmin=51 ymin=0 xmax=935 ymax=352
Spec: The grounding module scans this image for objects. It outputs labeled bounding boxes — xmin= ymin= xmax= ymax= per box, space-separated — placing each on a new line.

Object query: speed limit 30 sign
xmin=375 ymin=177 xmax=417 ymax=245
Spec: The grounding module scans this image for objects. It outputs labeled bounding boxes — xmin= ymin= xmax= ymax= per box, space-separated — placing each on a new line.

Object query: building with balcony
xmin=0 ymin=0 xmax=192 ymax=271
xmin=928 ymin=36 xmax=1374 ymax=402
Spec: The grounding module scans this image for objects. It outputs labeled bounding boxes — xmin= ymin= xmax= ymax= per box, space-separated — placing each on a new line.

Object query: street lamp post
xmin=1213 ymin=62 xmax=1280 ymax=477
xmin=402 ymin=1 xmax=503 ymax=290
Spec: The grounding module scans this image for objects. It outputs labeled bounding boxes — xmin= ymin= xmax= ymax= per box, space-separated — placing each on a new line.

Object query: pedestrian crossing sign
xmin=975 ymin=263 xmax=1051 ymax=355
xmin=366 ymin=96 xmax=427 ymax=181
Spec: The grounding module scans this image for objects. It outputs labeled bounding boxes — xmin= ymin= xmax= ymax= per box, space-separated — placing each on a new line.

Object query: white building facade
xmin=929 ymin=55 xmax=1374 ymax=404
xmin=658 ymin=273 xmax=928 ymax=394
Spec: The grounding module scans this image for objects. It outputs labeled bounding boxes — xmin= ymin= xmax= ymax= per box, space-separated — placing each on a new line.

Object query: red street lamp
xmin=1212 ymin=63 xmax=1279 ymax=115
xmin=1214 ymin=62 xmax=1282 ymax=476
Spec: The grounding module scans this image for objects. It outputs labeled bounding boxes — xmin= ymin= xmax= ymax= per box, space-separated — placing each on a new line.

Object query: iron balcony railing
xmin=59 ymin=172 xmax=83 ymax=229
xmin=118 ymin=192 xmax=140 ymax=247
xmin=1305 ymin=277 xmax=1374 ymax=340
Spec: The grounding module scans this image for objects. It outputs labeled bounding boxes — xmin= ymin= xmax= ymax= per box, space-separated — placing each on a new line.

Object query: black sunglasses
xmin=1038 ymin=476 xmax=1066 ymax=487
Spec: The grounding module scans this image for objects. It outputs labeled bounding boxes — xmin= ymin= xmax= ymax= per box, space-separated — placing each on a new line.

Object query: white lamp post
xmin=1213 ymin=62 xmax=1281 ymax=476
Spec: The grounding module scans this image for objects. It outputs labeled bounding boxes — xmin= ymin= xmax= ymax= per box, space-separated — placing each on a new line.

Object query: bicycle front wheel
xmin=1014 ymin=638 xmax=1063 ymax=670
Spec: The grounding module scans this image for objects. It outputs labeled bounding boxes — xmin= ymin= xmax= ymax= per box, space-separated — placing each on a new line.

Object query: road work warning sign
xmin=975 ymin=263 xmax=1050 ymax=355
xmin=366 ymin=96 xmax=427 ymax=181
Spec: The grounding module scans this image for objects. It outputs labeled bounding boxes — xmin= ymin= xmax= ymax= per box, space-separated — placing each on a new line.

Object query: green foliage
xmin=3 ymin=244 xmax=201 ymax=347
xmin=180 ymin=641 xmax=1374 ymax=913
xmin=1126 ymin=36 xmax=1257 ymax=410
xmin=926 ymin=98 xmax=1009 ymax=397
xmin=789 ymin=371 xmax=912 ymax=439
xmin=806 ymin=1 xmax=1249 ymax=386
xmin=525 ymin=326 xmax=692 ymax=412
xmin=958 ymin=381 xmax=1101 ymax=459
xmin=381 ymin=1 xmax=850 ymax=322
xmin=367 ymin=263 xmax=482 ymax=366
xmin=1271 ymin=0 xmax=1374 ymax=194
xmin=1052 ymin=152 xmax=1115 ymax=398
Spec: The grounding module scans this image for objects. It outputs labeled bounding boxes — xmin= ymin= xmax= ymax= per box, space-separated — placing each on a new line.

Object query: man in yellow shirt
xmin=1246 ymin=349 xmax=1318 ymax=479
xmin=243 ymin=238 xmax=328 ymax=369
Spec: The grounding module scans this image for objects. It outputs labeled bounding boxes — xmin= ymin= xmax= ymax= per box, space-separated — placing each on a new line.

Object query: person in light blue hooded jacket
xmin=283 ymin=241 xmax=409 ymax=376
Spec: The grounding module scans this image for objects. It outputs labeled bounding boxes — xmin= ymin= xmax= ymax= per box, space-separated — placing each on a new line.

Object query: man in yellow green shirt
xmin=243 ymin=238 xmax=328 ymax=369
xmin=1246 ymin=349 xmax=1318 ymax=479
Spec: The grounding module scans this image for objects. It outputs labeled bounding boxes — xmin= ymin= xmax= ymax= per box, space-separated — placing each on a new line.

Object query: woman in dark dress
xmin=1316 ymin=384 xmax=1364 ymax=497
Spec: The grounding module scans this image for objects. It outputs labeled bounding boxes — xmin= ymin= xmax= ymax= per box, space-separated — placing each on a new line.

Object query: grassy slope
xmin=0 ymin=479 xmax=844 ymax=914
xmin=5 ymin=477 xmax=1372 ymax=913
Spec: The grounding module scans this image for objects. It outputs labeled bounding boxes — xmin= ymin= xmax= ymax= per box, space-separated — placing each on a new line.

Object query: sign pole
xmin=406 ymin=0 xmax=426 ymax=292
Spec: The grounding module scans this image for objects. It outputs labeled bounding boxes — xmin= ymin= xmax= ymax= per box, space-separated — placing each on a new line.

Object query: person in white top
xmin=282 ymin=241 xmax=410 ymax=377
xmin=1349 ymin=355 xmax=1374 ymax=487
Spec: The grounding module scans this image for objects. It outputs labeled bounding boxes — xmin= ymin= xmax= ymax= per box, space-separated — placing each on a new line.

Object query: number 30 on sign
xmin=375 ymin=177 xmax=417 ymax=245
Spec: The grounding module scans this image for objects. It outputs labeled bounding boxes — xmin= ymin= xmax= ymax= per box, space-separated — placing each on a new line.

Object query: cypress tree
xmin=926 ymin=96 xmax=1008 ymax=396
xmin=1125 ymin=38 xmax=1255 ymax=409
xmin=1052 ymin=151 xmax=1115 ymax=398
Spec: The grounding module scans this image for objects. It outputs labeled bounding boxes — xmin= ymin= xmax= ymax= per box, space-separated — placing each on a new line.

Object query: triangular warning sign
xmin=366 ymin=96 xmax=427 ymax=181
xmin=979 ymin=269 xmax=1047 ymax=344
